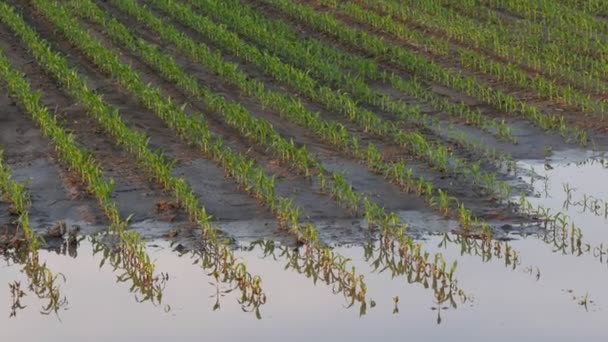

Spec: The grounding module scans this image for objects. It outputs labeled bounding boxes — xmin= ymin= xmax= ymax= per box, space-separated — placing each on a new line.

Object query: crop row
xmin=556 ymin=0 xmax=608 ymax=18
xmin=258 ymin=0 xmax=589 ymax=146
xmin=3 ymin=0 xmax=267 ymax=303
xmin=445 ymin=0 xmax=608 ymax=83
xmin=188 ymin=0 xmax=517 ymax=147
xmin=162 ymin=0 xmax=508 ymax=183
xmin=0 ymin=18 xmax=170 ymax=304
xmin=29 ymin=0 xmax=375 ymax=305
xmin=0 ymin=57 xmax=69 ymax=314
xmin=348 ymin=0 xmax=608 ymax=123
xmin=480 ymin=0 xmax=607 ymax=60
xmin=0 ymin=147 xmax=33 ymax=241
xmin=114 ymin=0 xmax=526 ymax=287
xmin=482 ymin=0 xmax=608 ymax=38
xmin=103 ymin=0 xmax=515 ymax=242
xmin=380 ymin=0 xmax=608 ymax=96
xmin=148 ymin=0 xmax=516 ymax=203
xmin=317 ymin=0 xmax=594 ymax=143
xmin=0 ymin=146 xmax=65 ymax=315
xmin=193 ymin=0 xmax=516 ymax=170
xmin=69 ymin=0 xmax=369 ymax=303
xmin=69 ymin=0 xmax=468 ymax=298
xmin=69 ymin=0 xmax=322 ymax=183
xmin=186 ymin=0 xmax=519 ymax=167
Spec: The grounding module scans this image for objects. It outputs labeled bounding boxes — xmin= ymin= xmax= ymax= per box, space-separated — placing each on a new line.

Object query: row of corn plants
xmin=188 ymin=0 xmax=500 ymax=139
xmin=89 ymin=0 xmax=482 ymax=302
xmin=0 ymin=28 xmax=168 ymax=304
xmin=2 ymin=0 xmax=266 ymax=305
xmin=147 ymin=0 xmax=514 ymax=200
xmin=112 ymin=0 xmax=525 ymax=290
xmin=482 ymin=0 xmax=608 ymax=38
xmin=257 ymin=0 xmax=590 ymax=146
xmin=387 ymin=0 xmax=608 ymax=96
xmin=347 ymin=0 xmax=608 ymax=122
xmin=186 ymin=0 xmax=519 ymax=153
xmin=315 ymin=0 xmax=595 ymax=141
xmin=189 ymin=0 xmax=518 ymax=172
xmin=92 ymin=0 xmax=506 ymax=222
xmin=555 ymin=0 xmax=608 ymax=18
xmin=444 ymin=1 xmax=608 ymax=78
xmin=105 ymin=0 xmax=514 ymax=237
xmin=70 ymin=0 xmax=466 ymax=299
xmin=189 ymin=0 xmax=517 ymax=171
xmin=29 ymin=0 xmax=370 ymax=304
xmin=0 ymin=147 xmax=34 ymax=241
xmin=70 ymin=0 xmax=523 ymax=305
xmin=0 ymin=145 xmax=65 ymax=315
xmin=446 ymin=0 xmax=608 ymax=80
xmin=481 ymin=0 xmax=607 ymax=54
xmin=238 ymin=0 xmax=592 ymax=272
xmin=67 ymin=0 xmax=320 ymax=179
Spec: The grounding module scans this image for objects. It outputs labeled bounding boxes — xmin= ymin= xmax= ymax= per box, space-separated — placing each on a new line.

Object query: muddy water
xmin=2 ymin=153 xmax=608 ymax=341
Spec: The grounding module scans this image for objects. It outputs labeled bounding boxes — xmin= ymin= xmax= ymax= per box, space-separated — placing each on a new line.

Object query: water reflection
xmin=8 ymin=280 xmax=26 ymax=317
xmin=2 ymin=231 xmax=608 ymax=341
xmin=181 ymin=241 xmax=266 ymax=318
xmin=3 ymin=153 xmax=608 ymax=339
xmin=517 ymin=156 xmax=608 ymax=267
xmin=90 ymin=233 xmax=168 ymax=305
xmin=1 ymin=241 xmax=68 ymax=318
xmin=362 ymin=235 xmax=466 ymax=312
xmin=438 ymin=233 xmax=520 ymax=269
xmin=249 ymin=240 xmax=367 ymax=315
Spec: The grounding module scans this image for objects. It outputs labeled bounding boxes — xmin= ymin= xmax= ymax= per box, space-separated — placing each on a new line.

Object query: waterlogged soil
xmin=98 ymin=0 xmax=526 ymax=224
xmin=2 ymin=1 xmax=608 ymax=340
xmin=46 ymin=0 xmax=494 ymax=238
xmin=0 ymin=19 xmax=188 ymax=239
xmin=0 ymin=70 xmax=106 ymax=238
xmin=0 ymin=0 xmax=585 ymax=245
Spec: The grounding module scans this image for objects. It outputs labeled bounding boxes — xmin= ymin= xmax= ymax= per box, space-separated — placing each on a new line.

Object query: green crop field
xmin=1 ymin=0 xmax=607 ymax=340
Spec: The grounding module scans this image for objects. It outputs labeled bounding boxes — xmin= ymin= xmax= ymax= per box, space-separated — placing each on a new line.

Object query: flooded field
xmin=1 ymin=0 xmax=608 ymax=340
xmin=3 ymin=153 xmax=608 ymax=341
